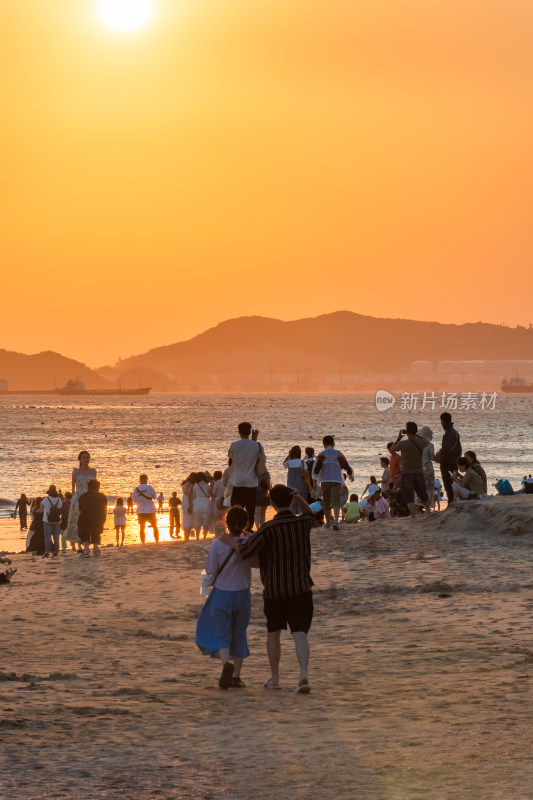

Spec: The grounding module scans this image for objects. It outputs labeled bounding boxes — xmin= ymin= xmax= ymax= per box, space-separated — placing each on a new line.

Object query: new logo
xmin=375 ymin=390 xmax=396 ymax=412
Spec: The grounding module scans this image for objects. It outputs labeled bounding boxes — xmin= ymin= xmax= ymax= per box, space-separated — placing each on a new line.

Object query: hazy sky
xmin=2 ymin=0 xmax=533 ymax=365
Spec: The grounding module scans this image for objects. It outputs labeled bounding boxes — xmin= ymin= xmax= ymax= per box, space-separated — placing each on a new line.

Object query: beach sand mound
xmin=428 ymin=494 xmax=533 ymax=538
xmin=1 ymin=499 xmax=533 ymax=799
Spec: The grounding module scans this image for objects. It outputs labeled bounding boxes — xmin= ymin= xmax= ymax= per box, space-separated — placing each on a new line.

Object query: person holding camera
xmin=390 ymin=422 xmax=430 ymax=518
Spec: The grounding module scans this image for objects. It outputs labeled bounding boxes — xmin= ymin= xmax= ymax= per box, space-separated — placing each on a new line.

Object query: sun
xmin=99 ymin=0 xmax=153 ymax=32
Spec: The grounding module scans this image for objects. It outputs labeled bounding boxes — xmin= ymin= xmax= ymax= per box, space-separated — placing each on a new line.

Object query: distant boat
xmin=53 ymin=380 xmax=151 ymax=396
xmin=500 ymin=376 xmax=533 ymax=393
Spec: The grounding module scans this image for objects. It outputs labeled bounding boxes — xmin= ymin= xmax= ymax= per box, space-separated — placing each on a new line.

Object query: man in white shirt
xmin=312 ymin=436 xmax=354 ymax=531
xmin=229 ymin=421 xmax=264 ymax=530
xmin=132 ymin=474 xmax=159 ymax=544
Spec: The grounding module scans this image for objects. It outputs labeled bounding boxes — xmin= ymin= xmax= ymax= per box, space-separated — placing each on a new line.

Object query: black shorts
xmin=264 ymin=591 xmax=313 ymax=634
xmin=78 ymin=525 xmax=102 ymax=545
xmin=401 ymin=473 xmax=428 ymax=504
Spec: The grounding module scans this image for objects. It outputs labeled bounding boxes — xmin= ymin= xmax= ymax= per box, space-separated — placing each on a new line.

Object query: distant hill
xmin=97 ymin=312 xmax=533 ymax=386
xmin=0 ymin=350 xmax=110 ymax=391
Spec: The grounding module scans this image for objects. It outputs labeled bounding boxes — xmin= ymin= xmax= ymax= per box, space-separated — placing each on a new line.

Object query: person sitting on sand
xmin=368 ymin=488 xmax=391 ymax=521
xmin=78 ymin=479 xmax=107 ymax=557
xmin=133 ymin=475 xmax=159 ymax=544
xmin=463 ymin=451 xmax=487 ymax=495
xmin=196 ymin=506 xmax=258 ymax=689
xmin=343 ymin=494 xmax=361 ymax=523
xmin=114 ymin=497 xmax=127 ymax=546
xmin=219 ymin=484 xmax=319 ymax=694
xmin=452 ymin=458 xmax=486 ymax=501
xmin=0 ymin=555 xmax=16 ymax=584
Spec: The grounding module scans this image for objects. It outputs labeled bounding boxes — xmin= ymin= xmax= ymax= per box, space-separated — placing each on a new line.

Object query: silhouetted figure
xmin=26 ymin=498 xmax=45 ymax=554
xmin=78 ymin=479 xmax=107 ymax=557
xmin=168 ymin=491 xmax=182 ymax=539
xmin=14 ymin=493 xmax=29 ymax=530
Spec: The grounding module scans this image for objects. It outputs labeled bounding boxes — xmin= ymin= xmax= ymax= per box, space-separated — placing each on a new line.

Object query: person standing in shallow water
xmin=65 ymin=451 xmax=97 ymax=546
xmin=133 ymin=474 xmax=159 ymax=544
xmin=168 ymin=491 xmax=182 ymax=539
xmin=14 ymin=493 xmax=29 ymax=531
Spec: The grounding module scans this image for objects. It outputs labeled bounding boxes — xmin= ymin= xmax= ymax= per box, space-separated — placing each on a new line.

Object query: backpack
xmin=47 ymin=498 xmax=62 ymax=523
xmin=494 ymin=479 xmax=514 ymax=496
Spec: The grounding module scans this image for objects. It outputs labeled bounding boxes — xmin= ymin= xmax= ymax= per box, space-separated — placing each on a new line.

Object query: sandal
xmin=218 ymin=662 xmax=235 ymax=690
xmin=295 ymin=679 xmax=311 ymax=694
xmin=231 ymin=677 xmax=246 ymax=688
xmin=264 ymin=679 xmax=282 ymax=690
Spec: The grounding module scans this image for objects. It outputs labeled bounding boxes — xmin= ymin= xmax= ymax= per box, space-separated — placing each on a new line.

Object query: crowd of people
xmin=13 ymin=412 xmax=492 ymax=560
xmin=1 ymin=413 xmax=501 ymax=693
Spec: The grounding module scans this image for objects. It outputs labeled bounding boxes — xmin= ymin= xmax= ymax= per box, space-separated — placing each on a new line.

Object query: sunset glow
xmin=2 ymin=1 xmax=533 ymax=365
xmin=99 ymin=0 xmax=153 ymax=32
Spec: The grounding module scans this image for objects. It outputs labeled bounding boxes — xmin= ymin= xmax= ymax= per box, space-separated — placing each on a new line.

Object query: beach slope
xmin=1 ymin=497 xmax=533 ymax=799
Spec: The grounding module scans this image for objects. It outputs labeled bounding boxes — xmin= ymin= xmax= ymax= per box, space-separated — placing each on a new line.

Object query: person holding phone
xmin=390 ymin=422 xmax=430 ymax=518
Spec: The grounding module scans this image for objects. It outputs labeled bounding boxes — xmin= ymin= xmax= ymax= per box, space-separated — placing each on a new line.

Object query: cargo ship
xmin=52 ymin=380 xmax=151 ymax=396
xmin=0 ymin=380 xmax=151 ymax=396
xmin=500 ymin=376 xmax=533 ymax=393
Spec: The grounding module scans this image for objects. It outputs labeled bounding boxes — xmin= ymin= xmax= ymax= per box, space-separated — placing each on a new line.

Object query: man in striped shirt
xmin=220 ymin=484 xmax=319 ymax=693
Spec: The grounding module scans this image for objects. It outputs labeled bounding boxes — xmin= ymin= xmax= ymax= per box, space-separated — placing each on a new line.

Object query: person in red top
xmin=387 ymin=441 xmax=401 ymax=489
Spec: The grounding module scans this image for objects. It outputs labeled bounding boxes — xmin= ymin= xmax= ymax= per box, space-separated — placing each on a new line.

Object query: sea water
xmin=1 ymin=392 xmax=531 ymax=549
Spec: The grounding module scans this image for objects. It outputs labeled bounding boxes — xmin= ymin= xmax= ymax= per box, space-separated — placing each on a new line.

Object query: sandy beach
xmin=2 ymin=497 xmax=533 ymax=799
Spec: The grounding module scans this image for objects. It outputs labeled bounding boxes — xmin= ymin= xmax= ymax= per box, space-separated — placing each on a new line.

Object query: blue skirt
xmin=196 ymin=587 xmax=251 ymax=659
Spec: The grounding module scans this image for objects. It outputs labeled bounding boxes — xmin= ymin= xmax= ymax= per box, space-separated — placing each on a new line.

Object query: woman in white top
xmin=210 ymin=471 xmax=226 ymax=535
xmin=195 ymin=507 xmax=257 ymax=689
xmin=192 ymin=472 xmax=212 ymax=540
xmin=114 ymin=497 xmax=127 ymax=546
xmin=65 ymin=451 xmax=97 ymax=546
xmin=181 ymin=473 xmax=195 ymax=542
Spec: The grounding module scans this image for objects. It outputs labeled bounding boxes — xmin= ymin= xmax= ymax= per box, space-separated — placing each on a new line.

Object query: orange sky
xmin=1 ymin=0 xmax=533 ymax=366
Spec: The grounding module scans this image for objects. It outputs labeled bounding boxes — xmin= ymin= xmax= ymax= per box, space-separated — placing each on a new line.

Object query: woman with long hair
xmin=464 ymin=450 xmax=487 ymax=494
xmin=64 ymin=451 xmax=97 ymax=547
xmin=26 ymin=497 xmax=45 ymax=554
xmin=196 ymin=506 xmax=257 ymax=689
xmin=181 ymin=472 xmax=196 ymax=542
xmin=283 ymin=446 xmax=307 ymax=514
xmin=192 ymin=472 xmax=212 ymax=540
